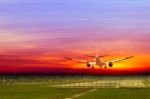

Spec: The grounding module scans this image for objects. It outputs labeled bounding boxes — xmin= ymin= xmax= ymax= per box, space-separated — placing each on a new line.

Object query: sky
xmin=0 ymin=0 xmax=150 ymax=75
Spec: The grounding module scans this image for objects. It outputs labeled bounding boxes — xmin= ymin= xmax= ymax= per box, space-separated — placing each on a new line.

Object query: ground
xmin=75 ymin=89 xmax=150 ymax=99
xmin=0 ymin=76 xmax=150 ymax=99
xmin=0 ymin=83 xmax=89 ymax=99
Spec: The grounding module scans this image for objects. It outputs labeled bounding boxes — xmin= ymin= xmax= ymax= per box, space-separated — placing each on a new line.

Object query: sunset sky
xmin=0 ymin=0 xmax=150 ymax=75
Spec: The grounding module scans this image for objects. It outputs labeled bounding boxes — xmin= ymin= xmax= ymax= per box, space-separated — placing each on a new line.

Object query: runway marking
xmin=65 ymin=89 xmax=97 ymax=99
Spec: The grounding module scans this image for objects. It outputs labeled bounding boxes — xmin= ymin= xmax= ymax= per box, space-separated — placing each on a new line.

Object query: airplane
xmin=64 ymin=52 xmax=134 ymax=68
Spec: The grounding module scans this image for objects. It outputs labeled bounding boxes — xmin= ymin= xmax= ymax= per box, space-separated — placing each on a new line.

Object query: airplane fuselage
xmin=88 ymin=56 xmax=106 ymax=67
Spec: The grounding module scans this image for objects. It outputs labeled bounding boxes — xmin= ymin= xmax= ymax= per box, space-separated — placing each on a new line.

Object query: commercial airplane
xmin=64 ymin=52 xmax=133 ymax=68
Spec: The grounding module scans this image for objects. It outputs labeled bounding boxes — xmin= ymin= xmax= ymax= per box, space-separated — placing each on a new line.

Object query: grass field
xmin=75 ymin=88 xmax=150 ymax=99
xmin=0 ymin=83 xmax=89 ymax=99
xmin=0 ymin=76 xmax=150 ymax=99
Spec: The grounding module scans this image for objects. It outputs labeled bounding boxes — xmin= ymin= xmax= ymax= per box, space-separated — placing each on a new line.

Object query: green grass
xmin=75 ymin=88 xmax=150 ymax=99
xmin=0 ymin=83 xmax=88 ymax=99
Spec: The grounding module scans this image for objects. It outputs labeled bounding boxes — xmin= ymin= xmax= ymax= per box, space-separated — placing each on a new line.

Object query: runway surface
xmin=52 ymin=79 xmax=145 ymax=88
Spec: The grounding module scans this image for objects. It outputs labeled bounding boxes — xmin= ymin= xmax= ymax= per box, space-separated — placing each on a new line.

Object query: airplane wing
xmin=107 ymin=56 xmax=134 ymax=63
xmin=64 ymin=57 xmax=88 ymax=63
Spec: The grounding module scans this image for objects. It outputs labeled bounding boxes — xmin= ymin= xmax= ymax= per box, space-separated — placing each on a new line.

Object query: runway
xmin=52 ymin=79 xmax=145 ymax=88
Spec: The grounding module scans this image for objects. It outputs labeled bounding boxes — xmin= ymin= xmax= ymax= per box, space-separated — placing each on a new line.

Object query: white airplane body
xmin=64 ymin=53 xmax=133 ymax=68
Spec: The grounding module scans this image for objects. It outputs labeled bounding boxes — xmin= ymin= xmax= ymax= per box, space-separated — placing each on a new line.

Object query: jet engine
xmin=86 ymin=62 xmax=91 ymax=67
xmin=108 ymin=62 xmax=113 ymax=67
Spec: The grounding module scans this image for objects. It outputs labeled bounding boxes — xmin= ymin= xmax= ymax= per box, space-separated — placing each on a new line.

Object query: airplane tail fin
xmin=85 ymin=49 xmax=109 ymax=58
xmin=96 ymin=48 xmax=99 ymax=56
xmin=85 ymin=54 xmax=109 ymax=58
